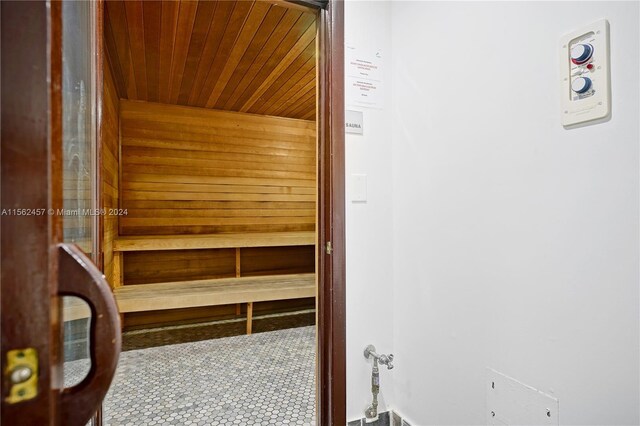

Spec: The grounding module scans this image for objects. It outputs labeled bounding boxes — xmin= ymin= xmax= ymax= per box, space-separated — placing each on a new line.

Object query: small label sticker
xmin=345 ymin=110 xmax=364 ymax=135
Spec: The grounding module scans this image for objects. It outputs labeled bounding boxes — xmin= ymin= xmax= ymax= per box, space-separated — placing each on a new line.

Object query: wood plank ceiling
xmin=104 ymin=0 xmax=317 ymax=120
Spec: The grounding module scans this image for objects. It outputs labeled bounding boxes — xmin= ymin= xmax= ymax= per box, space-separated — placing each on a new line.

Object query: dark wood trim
xmin=1 ymin=0 xmax=63 ymax=423
xmin=94 ymin=1 xmax=106 ymax=424
xmin=50 ymin=4 xmax=65 ymax=419
xmin=288 ymin=0 xmax=329 ymax=10
xmin=95 ymin=0 xmax=105 ymax=271
xmin=316 ymin=0 xmax=346 ymax=424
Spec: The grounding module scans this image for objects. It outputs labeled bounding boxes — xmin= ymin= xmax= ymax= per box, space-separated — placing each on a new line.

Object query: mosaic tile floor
xmin=65 ymin=326 xmax=316 ymax=425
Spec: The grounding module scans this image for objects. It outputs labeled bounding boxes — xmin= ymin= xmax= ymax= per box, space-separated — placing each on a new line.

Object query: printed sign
xmin=345 ymin=110 xmax=363 ymax=134
xmin=346 ymin=45 xmax=383 ymax=109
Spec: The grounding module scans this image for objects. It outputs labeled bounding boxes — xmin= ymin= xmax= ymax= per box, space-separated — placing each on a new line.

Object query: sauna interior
xmin=101 ymin=0 xmax=318 ymax=336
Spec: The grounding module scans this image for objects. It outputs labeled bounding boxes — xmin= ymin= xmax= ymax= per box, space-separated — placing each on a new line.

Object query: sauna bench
xmin=112 ymin=231 xmax=316 ymax=252
xmin=110 ymin=231 xmax=316 ymax=334
xmin=114 ymin=273 xmax=315 ymax=334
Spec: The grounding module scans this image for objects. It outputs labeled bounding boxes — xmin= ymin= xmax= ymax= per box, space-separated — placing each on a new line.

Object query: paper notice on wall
xmin=346 ymin=45 xmax=383 ymax=109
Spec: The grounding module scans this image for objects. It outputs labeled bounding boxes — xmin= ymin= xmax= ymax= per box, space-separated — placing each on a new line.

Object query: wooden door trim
xmin=313 ymin=0 xmax=346 ymax=424
xmin=95 ymin=0 xmax=105 ymax=271
xmin=1 ymin=0 xmax=63 ymax=423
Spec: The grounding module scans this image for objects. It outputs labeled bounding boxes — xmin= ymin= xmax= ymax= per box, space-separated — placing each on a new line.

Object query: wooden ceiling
xmin=104 ymin=1 xmax=317 ymax=120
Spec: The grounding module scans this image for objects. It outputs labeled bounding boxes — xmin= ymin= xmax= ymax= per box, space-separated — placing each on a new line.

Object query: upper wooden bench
xmin=111 ymin=231 xmax=315 ymax=287
xmin=62 ymin=297 xmax=91 ymax=321
xmin=113 ymin=231 xmax=315 ymax=252
xmin=111 ymin=231 xmax=316 ymax=333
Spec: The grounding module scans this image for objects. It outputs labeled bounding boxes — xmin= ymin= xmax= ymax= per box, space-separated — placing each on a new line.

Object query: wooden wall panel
xmin=119 ymin=100 xmax=316 ymax=236
xmin=104 ymin=0 xmax=317 ymax=120
xmin=102 ymin=52 xmax=120 ymax=286
xmin=241 ymin=246 xmax=315 ymax=277
xmin=123 ymin=248 xmax=236 ymax=285
xmin=102 ymin=1 xmax=319 ymax=330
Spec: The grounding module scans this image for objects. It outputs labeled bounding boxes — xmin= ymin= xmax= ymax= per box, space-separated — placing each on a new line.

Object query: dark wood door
xmin=2 ymin=0 xmax=344 ymax=424
xmin=1 ymin=1 xmax=121 ymax=425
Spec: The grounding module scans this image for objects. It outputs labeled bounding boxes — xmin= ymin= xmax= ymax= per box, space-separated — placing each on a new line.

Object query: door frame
xmin=312 ymin=1 xmax=346 ymax=424
xmin=1 ymin=0 xmax=346 ymax=424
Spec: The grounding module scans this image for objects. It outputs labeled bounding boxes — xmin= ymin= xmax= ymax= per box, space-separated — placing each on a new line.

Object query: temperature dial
xmin=571 ymin=76 xmax=592 ymax=94
xmin=570 ymin=43 xmax=594 ymax=64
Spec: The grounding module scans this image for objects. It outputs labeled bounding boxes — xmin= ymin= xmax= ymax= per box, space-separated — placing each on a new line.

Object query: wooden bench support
xmin=235 ymin=248 xmax=242 ymax=316
xmin=112 ymin=250 xmax=123 ymax=289
xmin=246 ymin=302 xmax=253 ymax=335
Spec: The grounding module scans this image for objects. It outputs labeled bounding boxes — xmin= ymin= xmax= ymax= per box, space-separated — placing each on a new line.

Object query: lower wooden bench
xmin=113 ymin=273 xmax=315 ymax=334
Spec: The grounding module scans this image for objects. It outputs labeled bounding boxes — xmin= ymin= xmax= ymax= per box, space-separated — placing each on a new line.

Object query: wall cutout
xmin=487 ymin=368 xmax=559 ymax=425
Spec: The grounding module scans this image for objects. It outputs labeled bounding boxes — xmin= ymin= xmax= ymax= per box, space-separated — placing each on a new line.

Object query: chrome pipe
xmin=364 ymin=344 xmax=394 ymax=370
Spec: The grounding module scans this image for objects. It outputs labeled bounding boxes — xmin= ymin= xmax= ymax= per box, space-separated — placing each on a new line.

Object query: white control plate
xmin=560 ymin=19 xmax=610 ymax=127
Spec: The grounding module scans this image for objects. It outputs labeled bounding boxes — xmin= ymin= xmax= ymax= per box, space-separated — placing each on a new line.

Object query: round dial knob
xmin=570 ymin=43 xmax=594 ymax=64
xmin=571 ymin=76 xmax=592 ymax=94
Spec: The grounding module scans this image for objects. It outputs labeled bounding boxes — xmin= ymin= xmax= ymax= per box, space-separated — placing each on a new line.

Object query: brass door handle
xmin=57 ymin=243 xmax=121 ymax=426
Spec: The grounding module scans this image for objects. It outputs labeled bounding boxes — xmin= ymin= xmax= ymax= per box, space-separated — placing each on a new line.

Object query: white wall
xmin=345 ymin=0 xmax=395 ymax=421
xmin=390 ymin=2 xmax=640 ymax=425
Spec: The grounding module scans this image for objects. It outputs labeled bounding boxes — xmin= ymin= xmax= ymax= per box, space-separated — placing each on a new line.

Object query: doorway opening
xmin=66 ymin=0 xmax=320 ymax=424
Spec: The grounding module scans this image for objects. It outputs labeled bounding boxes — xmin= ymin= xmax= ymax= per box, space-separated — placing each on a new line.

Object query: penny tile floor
xmin=65 ymin=326 xmax=316 ymax=425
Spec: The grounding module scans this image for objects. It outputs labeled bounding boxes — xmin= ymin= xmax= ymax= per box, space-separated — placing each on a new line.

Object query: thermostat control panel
xmin=560 ymin=19 xmax=610 ymax=127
